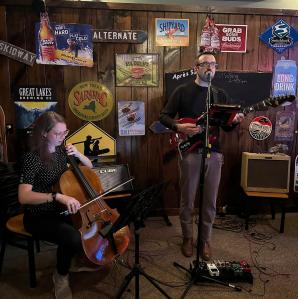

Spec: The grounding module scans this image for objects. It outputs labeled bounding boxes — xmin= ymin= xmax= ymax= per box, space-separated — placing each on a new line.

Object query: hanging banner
xmin=274 ymin=110 xmax=295 ymax=142
xmin=199 ymin=16 xmax=220 ymax=53
xmin=272 ymin=59 xmax=297 ymax=98
xmin=92 ymin=29 xmax=147 ymax=43
xmin=216 ymin=24 xmax=247 ymax=53
xmin=118 ymin=101 xmax=145 ymax=136
xmin=14 ymin=86 xmax=57 ymax=129
xmin=259 ymin=19 xmax=298 ymax=54
xmin=155 ymin=18 xmax=189 ymax=47
xmin=35 ymin=13 xmax=93 ymax=67
xmin=0 ymin=40 xmax=36 ymax=66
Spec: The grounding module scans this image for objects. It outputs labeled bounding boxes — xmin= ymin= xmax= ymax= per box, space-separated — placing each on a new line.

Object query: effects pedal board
xmin=192 ymin=260 xmax=253 ymax=284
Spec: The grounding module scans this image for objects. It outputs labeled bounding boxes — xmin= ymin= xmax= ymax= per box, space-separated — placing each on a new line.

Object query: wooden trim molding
xmin=1 ymin=0 xmax=298 ymax=16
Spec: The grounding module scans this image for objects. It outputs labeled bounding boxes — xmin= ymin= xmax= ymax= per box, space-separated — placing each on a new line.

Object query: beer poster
xmin=115 ymin=54 xmax=158 ymax=87
xmin=14 ymin=86 xmax=57 ymax=129
xmin=155 ymin=18 xmax=189 ymax=47
xmin=216 ymin=24 xmax=247 ymax=53
xmin=118 ymin=101 xmax=145 ymax=136
xmin=35 ymin=13 xmax=93 ymax=67
xmin=68 ymin=81 xmax=114 ymax=121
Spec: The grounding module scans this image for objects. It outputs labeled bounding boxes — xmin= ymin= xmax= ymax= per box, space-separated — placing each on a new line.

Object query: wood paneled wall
xmin=1 ymin=1 xmax=298 ymax=214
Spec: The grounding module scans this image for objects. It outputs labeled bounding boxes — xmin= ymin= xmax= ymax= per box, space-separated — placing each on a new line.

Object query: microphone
xmin=205 ymin=70 xmax=212 ymax=82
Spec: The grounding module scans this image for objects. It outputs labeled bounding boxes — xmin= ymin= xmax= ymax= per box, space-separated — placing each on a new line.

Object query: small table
xmin=243 ymin=190 xmax=288 ymax=233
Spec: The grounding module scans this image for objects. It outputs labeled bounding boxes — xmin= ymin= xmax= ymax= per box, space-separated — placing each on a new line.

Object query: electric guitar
xmin=170 ymin=95 xmax=296 ymax=155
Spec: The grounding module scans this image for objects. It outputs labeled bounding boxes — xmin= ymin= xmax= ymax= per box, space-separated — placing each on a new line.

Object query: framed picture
xmin=115 ymin=53 xmax=158 ymax=87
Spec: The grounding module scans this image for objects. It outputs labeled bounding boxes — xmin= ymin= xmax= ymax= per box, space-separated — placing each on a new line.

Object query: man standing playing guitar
xmin=160 ymin=52 xmax=244 ymax=259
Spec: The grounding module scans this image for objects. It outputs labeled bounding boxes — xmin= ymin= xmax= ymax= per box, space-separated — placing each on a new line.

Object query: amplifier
xmin=92 ymin=164 xmax=133 ymax=193
xmin=241 ymin=152 xmax=290 ymax=193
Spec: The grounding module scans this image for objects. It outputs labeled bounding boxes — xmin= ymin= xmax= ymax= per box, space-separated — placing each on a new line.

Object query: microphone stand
xmin=174 ymin=73 xmax=241 ymax=298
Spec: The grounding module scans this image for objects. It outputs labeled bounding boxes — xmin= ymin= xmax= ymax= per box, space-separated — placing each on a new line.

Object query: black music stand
xmin=101 ymin=182 xmax=171 ymax=299
xmin=173 ymin=88 xmax=242 ymax=298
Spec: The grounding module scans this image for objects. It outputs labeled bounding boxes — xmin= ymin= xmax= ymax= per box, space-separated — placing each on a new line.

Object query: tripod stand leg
xmin=139 ymin=269 xmax=171 ymax=299
xmin=114 ymin=269 xmax=135 ymax=299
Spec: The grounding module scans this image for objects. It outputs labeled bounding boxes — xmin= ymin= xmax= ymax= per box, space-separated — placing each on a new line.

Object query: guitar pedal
xmin=206 ymin=262 xmax=219 ymax=277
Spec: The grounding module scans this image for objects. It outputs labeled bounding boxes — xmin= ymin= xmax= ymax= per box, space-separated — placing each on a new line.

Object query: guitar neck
xmin=242 ymin=95 xmax=295 ymax=116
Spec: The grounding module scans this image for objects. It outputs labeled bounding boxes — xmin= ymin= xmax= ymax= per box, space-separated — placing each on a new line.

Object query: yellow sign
xmin=68 ymin=81 xmax=113 ymax=121
xmin=65 ymin=122 xmax=116 ymax=157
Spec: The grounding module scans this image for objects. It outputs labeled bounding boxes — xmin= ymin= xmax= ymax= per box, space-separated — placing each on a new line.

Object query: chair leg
xmin=280 ymin=200 xmax=286 ymax=234
xmin=0 ymin=238 xmax=7 ymax=274
xmin=27 ymin=238 xmax=37 ymax=288
xmin=244 ymin=195 xmax=249 ymax=230
xmin=35 ymin=239 xmax=40 ymax=253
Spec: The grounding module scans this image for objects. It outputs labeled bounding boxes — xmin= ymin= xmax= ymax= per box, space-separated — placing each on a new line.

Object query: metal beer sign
xmin=0 ymin=40 xmax=36 ymax=66
xmin=259 ymin=19 xmax=298 ymax=54
xmin=92 ymin=29 xmax=147 ymax=43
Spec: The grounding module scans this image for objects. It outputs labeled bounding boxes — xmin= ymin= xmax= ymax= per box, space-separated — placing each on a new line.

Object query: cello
xmin=58 ymin=153 xmax=131 ymax=266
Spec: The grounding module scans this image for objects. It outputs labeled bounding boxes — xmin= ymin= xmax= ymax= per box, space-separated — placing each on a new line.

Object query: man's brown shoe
xmin=201 ymin=241 xmax=212 ymax=261
xmin=181 ymin=238 xmax=193 ymax=257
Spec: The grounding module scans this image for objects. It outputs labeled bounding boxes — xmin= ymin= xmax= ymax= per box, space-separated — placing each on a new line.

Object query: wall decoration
xmin=259 ymin=19 xmax=298 ymax=54
xmin=272 ymin=58 xmax=297 ymax=99
xmin=249 ymin=116 xmax=272 ymax=140
xmin=65 ymin=122 xmax=116 ymax=159
xmin=274 ymin=110 xmax=295 ymax=142
xmin=14 ymin=86 xmax=57 ymax=129
xmin=118 ymin=101 xmax=145 ymax=136
xmin=216 ymin=24 xmax=247 ymax=53
xmin=92 ymin=29 xmax=147 ymax=43
xmin=0 ymin=40 xmax=36 ymax=66
xmin=68 ymin=81 xmax=113 ymax=121
xmin=115 ymin=54 xmax=158 ymax=87
xmin=294 ymin=155 xmax=298 ymax=192
xmin=155 ymin=18 xmax=189 ymax=47
xmin=35 ymin=12 xmax=93 ymax=67
xmin=199 ymin=15 xmax=220 ymax=53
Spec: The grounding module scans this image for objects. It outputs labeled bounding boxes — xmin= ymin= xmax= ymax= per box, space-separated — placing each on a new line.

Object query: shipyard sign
xmin=0 ymin=40 xmax=36 ymax=66
xmin=92 ymin=29 xmax=147 ymax=43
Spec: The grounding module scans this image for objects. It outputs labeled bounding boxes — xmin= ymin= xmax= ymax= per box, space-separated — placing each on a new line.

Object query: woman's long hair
xmin=29 ymin=111 xmax=66 ymax=166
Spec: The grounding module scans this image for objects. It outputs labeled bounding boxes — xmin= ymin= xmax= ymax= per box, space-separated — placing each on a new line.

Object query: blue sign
xmin=272 ymin=59 xmax=297 ymax=97
xmin=259 ymin=19 xmax=298 ymax=54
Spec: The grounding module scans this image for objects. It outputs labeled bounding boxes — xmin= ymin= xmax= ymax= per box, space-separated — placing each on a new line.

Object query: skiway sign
xmin=0 ymin=40 xmax=36 ymax=66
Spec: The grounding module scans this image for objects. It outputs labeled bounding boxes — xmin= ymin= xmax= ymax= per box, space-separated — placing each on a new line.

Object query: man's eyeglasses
xmin=196 ymin=62 xmax=218 ymax=68
xmin=53 ymin=129 xmax=69 ymax=138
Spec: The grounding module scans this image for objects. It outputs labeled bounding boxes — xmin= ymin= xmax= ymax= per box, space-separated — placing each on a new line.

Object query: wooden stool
xmin=0 ymin=213 xmax=39 ymax=287
xmin=243 ymin=191 xmax=288 ymax=233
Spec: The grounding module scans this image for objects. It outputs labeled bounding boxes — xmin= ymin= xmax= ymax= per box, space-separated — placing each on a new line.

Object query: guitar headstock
xmin=243 ymin=94 xmax=296 ymax=115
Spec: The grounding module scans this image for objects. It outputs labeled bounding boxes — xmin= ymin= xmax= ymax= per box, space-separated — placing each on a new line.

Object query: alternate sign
xmin=92 ymin=29 xmax=147 ymax=43
xmin=0 ymin=40 xmax=36 ymax=66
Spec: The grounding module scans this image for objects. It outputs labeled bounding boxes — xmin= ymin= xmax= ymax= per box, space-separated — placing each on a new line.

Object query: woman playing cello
xmin=18 ymin=111 xmax=93 ymax=299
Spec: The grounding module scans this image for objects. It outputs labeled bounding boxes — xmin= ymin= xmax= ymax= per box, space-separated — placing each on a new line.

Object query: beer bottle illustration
xmin=38 ymin=12 xmax=57 ymax=62
xmin=200 ymin=16 xmax=212 ymax=53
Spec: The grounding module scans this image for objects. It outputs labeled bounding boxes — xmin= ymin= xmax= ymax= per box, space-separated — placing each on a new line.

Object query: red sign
xmin=216 ymin=24 xmax=247 ymax=53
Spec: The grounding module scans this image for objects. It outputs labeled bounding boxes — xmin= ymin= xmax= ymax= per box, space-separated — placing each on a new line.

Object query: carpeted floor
xmin=1 ymin=213 xmax=298 ymax=299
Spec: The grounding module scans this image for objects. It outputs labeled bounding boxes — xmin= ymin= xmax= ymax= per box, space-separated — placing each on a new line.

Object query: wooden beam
xmin=1 ymin=0 xmax=298 ymax=17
